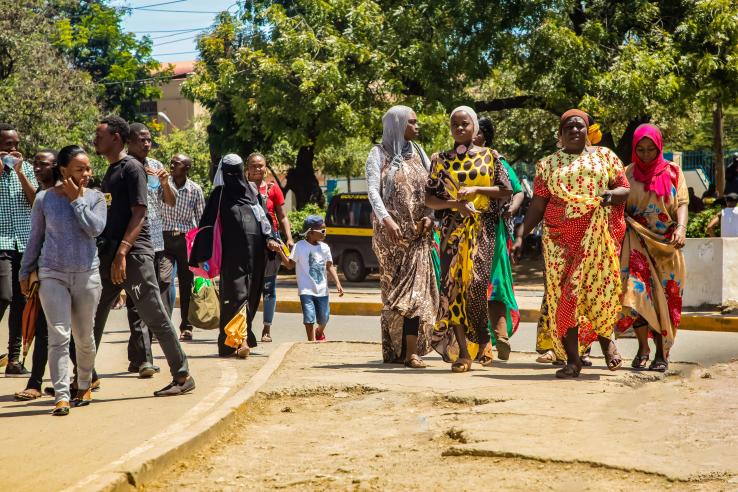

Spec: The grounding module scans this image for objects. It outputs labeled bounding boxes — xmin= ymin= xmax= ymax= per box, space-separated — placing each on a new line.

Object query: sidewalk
xmin=0 ymin=311 xmax=276 ymax=492
xmin=148 ymin=342 xmax=738 ymax=489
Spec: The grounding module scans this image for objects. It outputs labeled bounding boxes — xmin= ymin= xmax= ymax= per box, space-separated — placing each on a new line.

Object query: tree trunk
xmin=615 ymin=117 xmax=650 ymax=164
xmin=285 ymin=145 xmax=325 ymax=209
xmin=714 ymin=100 xmax=725 ymax=196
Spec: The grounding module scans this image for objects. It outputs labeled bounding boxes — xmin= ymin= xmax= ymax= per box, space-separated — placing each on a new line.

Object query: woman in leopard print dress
xmin=425 ymin=106 xmax=512 ymax=372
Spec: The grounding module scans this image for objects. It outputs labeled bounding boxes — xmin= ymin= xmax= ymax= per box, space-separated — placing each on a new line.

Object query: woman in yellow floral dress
xmin=617 ymin=124 xmax=688 ymax=373
xmin=425 ymin=106 xmax=512 ymax=373
xmin=512 ymin=109 xmax=630 ymax=378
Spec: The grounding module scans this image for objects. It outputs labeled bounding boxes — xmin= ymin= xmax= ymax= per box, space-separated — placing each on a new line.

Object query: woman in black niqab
xmin=189 ymin=154 xmax=279 ymax=357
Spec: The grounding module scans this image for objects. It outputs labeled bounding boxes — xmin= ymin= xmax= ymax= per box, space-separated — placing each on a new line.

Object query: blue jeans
xmin=262 ymin=275 xmax=277 ymax=326
xmin=299 ymin=295 xmax=330 ymax=326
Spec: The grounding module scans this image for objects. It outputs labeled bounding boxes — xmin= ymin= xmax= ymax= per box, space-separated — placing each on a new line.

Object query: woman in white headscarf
xmin=190 ymin=154 xmax=279 ymax=358
xmin=366 ymin=105 xmax=438 ymax=368
xmin=425 ymin=106 xmax=512 ymax=372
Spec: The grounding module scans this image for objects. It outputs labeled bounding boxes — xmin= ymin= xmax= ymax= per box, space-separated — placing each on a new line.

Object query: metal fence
xmin=677 ymin=150 xmax=738 ymax=185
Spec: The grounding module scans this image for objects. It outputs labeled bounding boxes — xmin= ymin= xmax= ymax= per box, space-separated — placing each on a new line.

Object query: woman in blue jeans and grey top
xmin=19 ymin=146 xmax=106 ymax=416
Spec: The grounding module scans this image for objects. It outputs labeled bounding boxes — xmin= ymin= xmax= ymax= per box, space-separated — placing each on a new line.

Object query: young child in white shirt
xmin=278 ymin=215 xmax=343 ymax=341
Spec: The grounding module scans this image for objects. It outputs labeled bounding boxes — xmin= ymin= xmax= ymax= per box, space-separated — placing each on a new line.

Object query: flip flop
xmin=179 ymin=330 xmax=193 ymax=341
xmin=261 ymin=334 xmax=272 ymax=343
xmin=631 ymin=354 xmax=650 ymax=369
xmin=235 ymin=346 xmax=250 ymax=359
xmin=477 ymin=344 xmax=495 ymax=366
xmin=649 ymin=359 xmax=669 ymax=373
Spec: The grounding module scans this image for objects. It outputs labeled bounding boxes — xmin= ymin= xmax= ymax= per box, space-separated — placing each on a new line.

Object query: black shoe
xmin=5 ymin=361 xmax=29 ymax=377
xmin=138 ymin=363 xmax=160 ymax=379
xmin=154 ymin=376 xmax=195 ymax=397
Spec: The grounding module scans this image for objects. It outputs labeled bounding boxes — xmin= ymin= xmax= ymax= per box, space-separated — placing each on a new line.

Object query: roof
xmin=159 ymin=60 xmax=196 ymax=78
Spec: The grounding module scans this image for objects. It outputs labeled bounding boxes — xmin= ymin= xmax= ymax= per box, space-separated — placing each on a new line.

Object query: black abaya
xmin=189 ymin=158 xmax=274 ymax=356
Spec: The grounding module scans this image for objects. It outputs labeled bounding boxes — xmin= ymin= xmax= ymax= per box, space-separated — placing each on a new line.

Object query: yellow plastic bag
xmin=224 ymin=302 xmax=248 ymax=349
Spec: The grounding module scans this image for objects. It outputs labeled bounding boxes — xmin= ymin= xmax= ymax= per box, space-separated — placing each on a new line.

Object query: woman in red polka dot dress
xmin=512 ymin=109 xmax=630 ymax=378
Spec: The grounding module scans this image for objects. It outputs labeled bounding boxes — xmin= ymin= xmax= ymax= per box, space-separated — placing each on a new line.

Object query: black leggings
xmin=402 ymin=316 xmax=419 ymax=337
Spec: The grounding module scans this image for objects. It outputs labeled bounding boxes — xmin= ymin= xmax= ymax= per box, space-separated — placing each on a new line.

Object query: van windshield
xmin=328 ymin=198 xmax=372 ymax=227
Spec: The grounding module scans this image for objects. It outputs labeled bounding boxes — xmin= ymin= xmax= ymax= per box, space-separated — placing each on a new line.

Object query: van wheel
xmin=341 ymin=252 xmax=367 ymax=282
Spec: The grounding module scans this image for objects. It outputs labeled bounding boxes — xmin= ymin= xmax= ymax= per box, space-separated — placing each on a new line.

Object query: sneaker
xmin=138 ymin=363 xmax=159 ymax=379
xmin=5 ymin=361 xmax=29 ymax=377
xmin=154 ymin=376 xmax=195 ymax=397
xmin=128 ymin=362 xmax=160 ymax=375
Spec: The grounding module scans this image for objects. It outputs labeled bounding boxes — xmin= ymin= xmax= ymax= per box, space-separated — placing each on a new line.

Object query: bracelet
xmin=675 ymin=224 xmax=687 ymax=230
xmin=120 ymin=240 xmax=133 ymax=248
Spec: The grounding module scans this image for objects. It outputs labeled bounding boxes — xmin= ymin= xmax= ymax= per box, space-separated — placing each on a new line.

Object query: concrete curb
xmin=164 ymin=293 xmax=738 ymax=332
xmin=70 ymin=342 xmax=296 ymax=492
xmin=268 ymin=301 xmax=738 ymax=333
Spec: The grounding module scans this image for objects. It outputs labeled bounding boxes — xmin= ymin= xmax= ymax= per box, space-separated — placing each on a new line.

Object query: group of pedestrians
xmin=1 ymin=118 xmax=204 ymax=415
xmin=369 ymin=105 xmax=689 ymax=379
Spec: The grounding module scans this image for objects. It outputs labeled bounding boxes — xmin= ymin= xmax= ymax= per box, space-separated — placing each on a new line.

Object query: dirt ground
xmin=146 ymin=343 xmax=738 ymax=491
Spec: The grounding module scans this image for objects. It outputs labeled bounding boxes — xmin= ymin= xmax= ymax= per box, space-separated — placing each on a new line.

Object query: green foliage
xmin=687 ymin=207 xmax=721 ymax=238
xmin=53 ymin=1 xmax=168 ymax=121
xmin=0 ymin=1 xmax=99 ymax=157
xmin=288 ymin=203 xmax=326 ymax=240
xmin=150 ymin=119 xmax=213 ymax=196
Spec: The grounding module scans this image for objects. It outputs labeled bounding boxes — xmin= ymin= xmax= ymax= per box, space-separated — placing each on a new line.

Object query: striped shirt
xmin=0 ymin=160 xmax=38 ymax=252
xmin=160 ymin=177 xmax=205 ymax=233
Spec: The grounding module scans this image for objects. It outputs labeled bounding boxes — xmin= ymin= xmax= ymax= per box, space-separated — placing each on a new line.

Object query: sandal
xmin=604 ymin=343 xmax=623 ymax=371
xmin=451 ymin=358 xmax=473 ymax=373
xmin=404 ymin=354 xmax=427 ymax=369
xmin=496 ymin=339 xmax=511 ymax=361
xmin=649 ymin=359 xmax=669 ymax=373
xmin=179 ymin=330 xmax=193 ymax=341
xmin=90 ymin=379 xmax=101 ymax=392
xmin=52 ymin=401 xmax=70 ymax=416
xmin=14 ymin=388 xmax=42 ymax=401
xmin=631 ymin=354 xmax=650 ymax=369
xmin=555 ymin=363 xmax=582 ymax=379
xmin=536 ymin=350 xmax=557 ymax=364
xmin=235 ymin=346 xmax=250 ymax=359
xmin=477 ymin=344 xmax=495 ymax=366
xmin=261 ymin=333 xmax=272 ymax=343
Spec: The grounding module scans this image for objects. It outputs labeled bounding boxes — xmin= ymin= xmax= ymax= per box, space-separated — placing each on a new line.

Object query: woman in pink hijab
xmin=617 ymin=124 xmax=689 ymax=372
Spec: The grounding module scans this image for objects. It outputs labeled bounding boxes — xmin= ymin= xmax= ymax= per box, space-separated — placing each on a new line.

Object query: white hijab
xmin=381 ymin=105 xmax=413 ymax=160
xmin=450 ymin=105 xmax=479 ymax=141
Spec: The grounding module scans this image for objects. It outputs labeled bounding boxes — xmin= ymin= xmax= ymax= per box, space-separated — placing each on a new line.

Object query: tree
xmin=676 ymin=0 xmax=738 ymax=195
xmin=0 ymin=1 xmax=99 ymax=155
xmin=53 ymin=1 xmax=167 ymax=121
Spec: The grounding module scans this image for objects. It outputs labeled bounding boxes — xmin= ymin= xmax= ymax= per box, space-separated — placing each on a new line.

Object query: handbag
xmin=187 ymin=278 xmax=220 ymax=330
xmin=187 ymin=191 xmax=223 ymax=279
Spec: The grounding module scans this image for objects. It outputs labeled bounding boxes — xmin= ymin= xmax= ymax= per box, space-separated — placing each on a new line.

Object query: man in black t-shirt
xmin=73 ymin=116 xmax=194 ymax=397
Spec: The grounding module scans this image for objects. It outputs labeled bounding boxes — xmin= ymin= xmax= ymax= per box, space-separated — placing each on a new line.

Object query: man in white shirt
xmin=160 ymin=154 xmax=205 ymax=340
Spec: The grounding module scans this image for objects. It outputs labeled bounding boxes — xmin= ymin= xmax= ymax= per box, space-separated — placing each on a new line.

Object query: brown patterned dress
xmin=371 ymin=146 xmax=439 ymax=363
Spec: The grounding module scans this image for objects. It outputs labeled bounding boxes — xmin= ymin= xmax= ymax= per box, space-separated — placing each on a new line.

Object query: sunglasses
xmin=309 ymin=228 xmax=326 ymax=235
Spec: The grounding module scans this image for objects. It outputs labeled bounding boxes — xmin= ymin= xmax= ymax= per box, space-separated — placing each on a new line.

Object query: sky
xmin=115 ymin=0 xmax=239 ymax=63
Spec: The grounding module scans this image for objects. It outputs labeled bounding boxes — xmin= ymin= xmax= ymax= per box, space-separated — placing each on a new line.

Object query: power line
xmin=135 ymin=8 xmax=225 ymax=13
xmin=132 ymin=28 xmax=203 ymax=33
xmin=127 ymin=0 xmax=187 ymax=9
xmin=150 ymin=28 xmax=208 ymax=40
xmin=152 ymin=49 xmax=200 ymax=56
xmin=154 ymin=33 xmax=202 ymax=47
